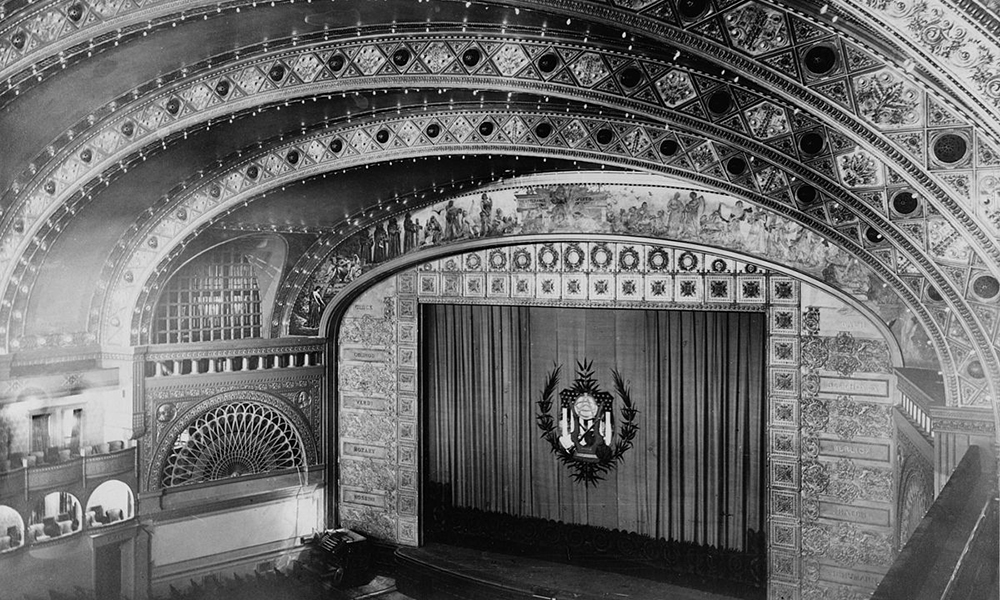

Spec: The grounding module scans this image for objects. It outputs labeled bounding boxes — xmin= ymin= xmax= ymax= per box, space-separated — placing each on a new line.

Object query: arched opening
xmin=0 ymin=505 xmax=25 ymax=553
xmin=324 ymin=228 xmax=905 ymax=599
xmin=26 ymin=492 xmax=82 ymax=544
xmin=85 ymin=480 xmax=134 ymax=528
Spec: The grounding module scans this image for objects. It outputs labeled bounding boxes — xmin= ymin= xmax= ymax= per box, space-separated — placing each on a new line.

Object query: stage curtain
xmin=422 ymin=304 xmax=765 ymax=551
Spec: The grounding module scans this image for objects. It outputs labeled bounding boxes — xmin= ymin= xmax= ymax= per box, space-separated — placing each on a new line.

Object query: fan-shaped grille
xmin=162 ymin=401 xmax=303 ymax=488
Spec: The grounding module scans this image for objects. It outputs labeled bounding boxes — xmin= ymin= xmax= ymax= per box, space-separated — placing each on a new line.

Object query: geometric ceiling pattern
xmin=74 ymin=106 xmax=967 ymax=400
xmin=3 ymin=0 xmax=1000 ymax=416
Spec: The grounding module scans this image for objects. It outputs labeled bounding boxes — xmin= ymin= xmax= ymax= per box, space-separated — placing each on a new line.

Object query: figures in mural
xmin=479 ymin=193 xmax=494 ymax=236
xmin=309 ymin=285 xmax=326 ymax=328
xmin=403 ymin=213 xmax=420 ymax=252
xmin=424 ymin=215 xmax=443 ymax=245
xmin=290 ymin=180 xmax=938 ymax=371
xmin=359 ymin=228 xmax=374 ymax=265
xmin=373 ymin=222 xmax=388 ymax=263
xmin=680 ymin=192 xmax=706 ymax=237
xmin=386 ymin=217 xmax=401 ymax=260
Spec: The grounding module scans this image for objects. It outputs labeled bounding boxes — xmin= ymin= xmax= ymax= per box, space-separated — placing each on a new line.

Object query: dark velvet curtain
xmin=423 ymin=304 xmax=765 ymax=551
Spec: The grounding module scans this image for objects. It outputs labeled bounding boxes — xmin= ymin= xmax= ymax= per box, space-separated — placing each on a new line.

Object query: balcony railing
xmin=0 ymin=446 xmax=135 ymax=501
xmin=895 ymin=368 xmax=944 ymax=441
xmin=144 ymin=338 xmax=324 ymax=379
xmin=899 ymin=392 xmax=933 ymax=440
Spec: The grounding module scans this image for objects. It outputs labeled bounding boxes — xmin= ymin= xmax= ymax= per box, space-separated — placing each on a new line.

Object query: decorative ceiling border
xmin=3 ymin=0 xmax=999 ymax=126
xmin=6 ymin=22 xmax=1000 ymax=289
xmin=2 ymin=32 xmax=998 ymax=347
xmin=90 ymin=110 xmax=976 ymax=406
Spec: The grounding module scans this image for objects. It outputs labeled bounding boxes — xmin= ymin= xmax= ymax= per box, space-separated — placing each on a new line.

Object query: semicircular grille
xmin=162 ymin=401 xmax=304 ymax=488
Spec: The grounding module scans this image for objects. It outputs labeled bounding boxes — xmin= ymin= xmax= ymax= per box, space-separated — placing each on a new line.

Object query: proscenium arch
xmin=315 ymin=230 xmax=907 ymax=559
xmin=99 ymin=108 xmax=983 ymax=409
xmin=5 ymin=24 xmax=1000 ymax=312
xmin=83 ymin=101 xmax=973 ymax=344
xmin=317 ymin=232 xmax=907 ymax=366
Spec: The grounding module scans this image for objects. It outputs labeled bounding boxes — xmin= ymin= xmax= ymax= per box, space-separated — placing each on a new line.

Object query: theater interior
xmin=0 ymin=0 xmax=998 ymax=598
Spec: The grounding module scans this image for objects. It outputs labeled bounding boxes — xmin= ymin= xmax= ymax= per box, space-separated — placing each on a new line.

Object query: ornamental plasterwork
xmin=798 ymin=308 xmax=898 ymax=597
xmin=0 ymin=5 xmax=997 ymax=405
xmin=0 ymin=37 xmax=992 ymax=396
xmin=95 ymin=113 xmax=917 ymax=326
xmin=285 ymin=178 xmax=932 ymax=360
xmin=848 ymin=0 xmax=1000 ymax=113
xmin=2 ymin=27 xmax=999 ymax=301
xmin=6 ymin=3 xmax=1000 ymax=296
xmin=0 ymin=33 xmax=994 ymax=381
xmin=91 ymin=113 xmax=981 ymax=403
xmin=801 ymin=521 xmax=895 ymax=568
xmin=145 ymin=388 xmax=318 ymax=491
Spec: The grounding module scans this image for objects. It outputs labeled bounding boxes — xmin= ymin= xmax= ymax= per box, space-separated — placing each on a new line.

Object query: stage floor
xmin=396 ymin=544 xmax=750 ymax=600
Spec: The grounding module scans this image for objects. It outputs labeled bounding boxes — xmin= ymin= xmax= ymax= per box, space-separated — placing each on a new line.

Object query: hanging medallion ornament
xmin=536 ymin=360 xmax=638 ymax=486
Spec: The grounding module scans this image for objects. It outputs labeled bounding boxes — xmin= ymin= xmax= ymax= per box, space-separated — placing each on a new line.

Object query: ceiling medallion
xmin=536 ymin=360 xmax=638 ymax=486
xmin=564 ymin=243 xmax=585 ymax=271
xmin=618 ymin=246 xmax=640 ymax=271
xmin=590 ymin=243 xmax=612 ymax=269
xmin=678 ymin=251 xmax=699 ymax=271
xmin=538 ymin=243 xmax=559 ymax=270
xmin=648 ymin=247 xmax=670 ymax=271
xmin=488 ymin=248 xmax=507 ymax=270
xmin=512 ymin=247 xmax=532 ymax=271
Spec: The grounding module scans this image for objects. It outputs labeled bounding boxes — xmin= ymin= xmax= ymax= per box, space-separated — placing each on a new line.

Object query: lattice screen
xmin=161 ymin=401 xmax=304 ymax=488
xmin=153 ymin=246 xmax=262 ymax=344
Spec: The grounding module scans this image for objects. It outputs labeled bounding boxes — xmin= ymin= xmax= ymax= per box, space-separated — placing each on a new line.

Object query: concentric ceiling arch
xmin=2 ymin=2 xmax=1000 ymax=416
xmin=81 ymin=108 xmax=983 ymax=408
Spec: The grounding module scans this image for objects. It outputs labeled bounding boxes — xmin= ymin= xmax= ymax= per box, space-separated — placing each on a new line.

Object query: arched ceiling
xmin=2 ymin=0 xmax=1000 ymax=413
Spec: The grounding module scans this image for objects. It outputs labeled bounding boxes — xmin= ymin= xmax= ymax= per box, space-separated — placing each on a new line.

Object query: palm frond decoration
xmin=535 ymin=360 xmax=639 ymax=486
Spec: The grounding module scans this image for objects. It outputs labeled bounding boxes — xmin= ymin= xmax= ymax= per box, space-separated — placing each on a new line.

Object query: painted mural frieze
xmin=291 ymin=181 xmax=935 ymax=368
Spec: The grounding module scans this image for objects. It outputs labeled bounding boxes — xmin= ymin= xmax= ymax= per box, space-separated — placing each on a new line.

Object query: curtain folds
xmin=423 ymin=304 xmax=765 ymax=551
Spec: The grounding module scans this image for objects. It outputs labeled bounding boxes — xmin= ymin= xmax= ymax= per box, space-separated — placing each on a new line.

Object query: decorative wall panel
xmin=799 ymin=310 xmax=898 ymax=600
xmin=143 ymin=368 xmax=322 ymax=493
xmin=336 ymin=280 xmax=406 ymax=543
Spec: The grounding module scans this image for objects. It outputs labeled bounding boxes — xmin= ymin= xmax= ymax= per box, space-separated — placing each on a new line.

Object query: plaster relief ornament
xmin=536 ymin=360 xmax=638 ymax=485
xmin=156 ymin=403 xmax=176 ymax=423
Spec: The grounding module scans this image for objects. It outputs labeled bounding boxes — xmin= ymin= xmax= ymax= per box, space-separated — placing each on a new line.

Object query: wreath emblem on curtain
xmin=535 ymin=360 xmax=638 ymax=486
